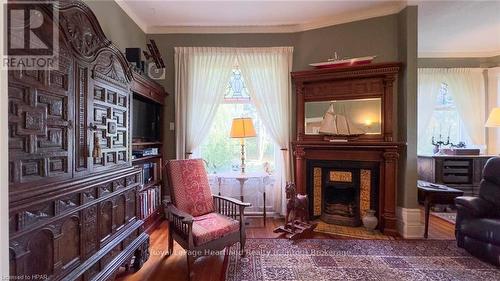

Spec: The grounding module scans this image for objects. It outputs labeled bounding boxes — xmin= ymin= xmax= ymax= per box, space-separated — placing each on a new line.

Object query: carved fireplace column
xmin=382 ymin=150 xmax=399 ymax=235
xmin=294 ymin=146 xmax=306 ymax=195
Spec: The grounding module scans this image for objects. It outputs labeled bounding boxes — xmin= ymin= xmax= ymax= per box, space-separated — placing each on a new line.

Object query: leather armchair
xmin=455 ymin=157 xmax=500 ymax=266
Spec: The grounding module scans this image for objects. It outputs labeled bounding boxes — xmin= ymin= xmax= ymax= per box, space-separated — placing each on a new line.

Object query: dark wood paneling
xmin=8 ymin=1 xmax=149 ymax=280
xmin=8 ymin=41 xmax=74 ymax=190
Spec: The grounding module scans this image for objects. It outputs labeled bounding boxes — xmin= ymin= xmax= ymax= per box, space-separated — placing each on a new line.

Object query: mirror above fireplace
xmin=291 ymin=63 xmax=404 ymax=235
xmin=305 ymin=98 xmax=382 ymax=135
xmin=293 ymin=62 xmax=402 ymax=142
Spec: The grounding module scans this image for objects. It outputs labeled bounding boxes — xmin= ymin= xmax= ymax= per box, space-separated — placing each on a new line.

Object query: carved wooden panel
xmin=26 ymin=230 xmax=54 ymax=277
xmin=16 ymin=203 xmax=54 ymax=233
xmin=60 ymin=217 xmax=81 ymax=269
xmin=60 ymin=6 xmax=106 ymax=60
xmin=82 ymin=205 xmax=98 ymax=258
xmin=8 ymin=43 xmax=74 ymax=189
xmin=99 ymin=201 xmax=113 ymax=242
xmin=74 ymin=64 xmax=90 ymax=174
xmin=9 ymin=168 xmax=141 ymax=279
xmin=114 ymin=195 xmax=126 ymax=231
xmin=305 ymin=78 xmax=383 ymax=100
xmin=89 ymin=51 xmax=131 ymax=173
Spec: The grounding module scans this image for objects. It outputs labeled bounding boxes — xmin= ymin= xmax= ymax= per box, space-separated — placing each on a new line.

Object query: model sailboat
xmin=319 ymin=104 xmax=366 ymax=136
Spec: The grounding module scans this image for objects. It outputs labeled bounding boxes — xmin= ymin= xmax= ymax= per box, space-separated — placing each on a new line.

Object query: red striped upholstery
xmin=192 ymin=213 xmax=239 ymax=246
xmin=166 ymin=159 xmax=214 ymax=217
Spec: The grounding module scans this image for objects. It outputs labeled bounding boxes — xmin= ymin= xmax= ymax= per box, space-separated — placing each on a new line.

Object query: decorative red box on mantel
xmin=309 ymin=55 xmax=376 ymax=69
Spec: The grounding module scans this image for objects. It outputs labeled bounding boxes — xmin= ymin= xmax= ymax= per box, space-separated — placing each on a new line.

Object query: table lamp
xmin=230 ymin=117 xmax=256 ymax=174
xmin=486 ymin=108 xmax=500 ymax=154
xmin=486 ymin=107 xmax=500 ymax=128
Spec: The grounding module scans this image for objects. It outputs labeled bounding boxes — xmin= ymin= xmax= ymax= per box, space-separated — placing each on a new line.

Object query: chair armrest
xmin=455 ymin=196 xmax=494 ymax=220
xmin=212 ymin=195 xmax=251 ymax=221
xmin=166 ymin=202 xmax=193 ymax=224
xmin=213 ymin=195 xmax=251 ymax=208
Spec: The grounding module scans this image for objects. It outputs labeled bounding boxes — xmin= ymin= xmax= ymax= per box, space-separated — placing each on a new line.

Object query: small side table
xmin=215 ymin=172 xmax=270 ymax=225
xmin=417 ymin=181 xmax=464 ymax=238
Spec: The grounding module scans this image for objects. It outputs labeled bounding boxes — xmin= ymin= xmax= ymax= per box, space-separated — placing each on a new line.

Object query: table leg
xmin=218 ymin=177 xmax=222 ymax=196
xmin=424 ymin=200 xmax=430 ymax=239
xmin=263 ymin=191 xmax=266 ymax=226
xmin=240 ymin=183 xmax=244 ymax=202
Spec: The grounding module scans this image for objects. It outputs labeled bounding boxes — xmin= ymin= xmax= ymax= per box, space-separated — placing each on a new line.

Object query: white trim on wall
xmin=419 ymin=51 xmax=500 ymax=58
xmin=115 ymin=0 xmax=406 ymax=34
xmin=397 ymin=207 xmax=425 ymax=239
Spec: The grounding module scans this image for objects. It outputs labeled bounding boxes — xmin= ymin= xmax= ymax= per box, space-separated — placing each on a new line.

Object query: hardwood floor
xmin=116 ymin=215 xmax=455 ymax=281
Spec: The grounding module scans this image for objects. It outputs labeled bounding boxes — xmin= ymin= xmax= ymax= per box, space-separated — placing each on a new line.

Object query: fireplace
xmin=291 ymin=63 xmax=402 ymax=235
xmin=307 ymin=160 xmax=379 ymax=227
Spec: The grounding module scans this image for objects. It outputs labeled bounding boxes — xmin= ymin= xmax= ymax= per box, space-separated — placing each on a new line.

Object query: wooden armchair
xmin=163 ymin=159 xmax=251 ymax=279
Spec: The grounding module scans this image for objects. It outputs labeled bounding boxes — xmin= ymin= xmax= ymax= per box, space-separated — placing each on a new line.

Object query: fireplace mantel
xmin=292 ymin=141 xmax=404 ymax=235
xmin=291 ymin=63 xmax=404 ymax=236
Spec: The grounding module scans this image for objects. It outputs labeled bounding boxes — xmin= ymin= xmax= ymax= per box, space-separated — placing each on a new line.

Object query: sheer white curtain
xmin=418 ymin=68 xmax=443 ymax=145
xmin=237 ymin=47 xmax=294 ymax=215
xmin=174 ymin=47 xmax=236 ymax=159
xmin=487 ymin=67 xmax=500 ymax=154
xmin=444 ymin=68 xmax=486 ymax=148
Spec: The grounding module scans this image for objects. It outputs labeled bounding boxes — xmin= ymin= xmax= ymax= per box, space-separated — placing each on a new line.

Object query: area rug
xmin=432 ymin=212 xmax=457 ymax=224
xmin=225 ymin=239 xmax=500 ymax=281
xmin=314 ymin=221 xmax=394 ymax=240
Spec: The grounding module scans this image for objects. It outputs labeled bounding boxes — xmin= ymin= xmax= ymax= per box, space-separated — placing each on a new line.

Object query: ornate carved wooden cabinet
xmin=8 ymin=1 xmax=149 ymax=280
xmin=291 ymin=63 xmax=404 ymax=235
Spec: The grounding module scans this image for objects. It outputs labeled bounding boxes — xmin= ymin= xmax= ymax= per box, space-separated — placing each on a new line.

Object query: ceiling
xmin=418 ymin=0 xmax=500 ymax=58
xmin=116 ymin=0 xmax=500 ymax=58
xmin=116 ymin=0 xmax=405 ymax=33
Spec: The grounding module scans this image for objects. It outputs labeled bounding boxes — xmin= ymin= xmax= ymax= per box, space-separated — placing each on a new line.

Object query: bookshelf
xmin=131 ymin=70 xmax=168 ymax=233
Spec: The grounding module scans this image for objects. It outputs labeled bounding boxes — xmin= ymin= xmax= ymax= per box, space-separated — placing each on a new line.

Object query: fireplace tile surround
xmin=292 ymin=141 xmax=403 ymax=235
xmin=308 ymin=160 xmax=379 ymax=227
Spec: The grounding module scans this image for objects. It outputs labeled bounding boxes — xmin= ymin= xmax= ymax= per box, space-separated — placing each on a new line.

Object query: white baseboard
xmin=397 ymin=207 xmax=425 ymax=239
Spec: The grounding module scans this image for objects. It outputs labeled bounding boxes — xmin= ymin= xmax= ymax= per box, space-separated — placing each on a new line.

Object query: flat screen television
xmin=132 ymin=94 xmax=161 ymax=142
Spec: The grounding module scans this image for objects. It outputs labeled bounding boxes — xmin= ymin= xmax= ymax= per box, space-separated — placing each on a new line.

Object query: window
xmin=194 ymin=68 xmax=276 ymax=173
xmin=418 ymin=82 xmax=472 ymax=154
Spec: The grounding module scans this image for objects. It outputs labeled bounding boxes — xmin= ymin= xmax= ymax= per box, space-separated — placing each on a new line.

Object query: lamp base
xmin=240 ymin=139 xmax=245 ymax=174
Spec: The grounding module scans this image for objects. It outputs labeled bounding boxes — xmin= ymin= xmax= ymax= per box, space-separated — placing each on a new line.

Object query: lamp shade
xmin=486 ymin=107 xmax=500 ymax=127
xmin=230 ymin=118 xmax=256 ymax=138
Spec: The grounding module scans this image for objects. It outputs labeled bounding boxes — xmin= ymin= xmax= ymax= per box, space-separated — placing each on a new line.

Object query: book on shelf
xmin=139 ymin=185 xmax=160 ymax=219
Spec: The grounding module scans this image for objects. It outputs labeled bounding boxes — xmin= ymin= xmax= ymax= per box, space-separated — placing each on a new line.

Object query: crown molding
xmin=419 ymin=50 xmax=500 ymax=58
xmin=147 ymin=24 xmax=302 ymax=34
xmin=295 ymin=2 xmax=407 ymax=33
xmin=114 ymin=0 xmax=148 ymax=33
xmin=115 ymin=0 xmax=407 ymax=34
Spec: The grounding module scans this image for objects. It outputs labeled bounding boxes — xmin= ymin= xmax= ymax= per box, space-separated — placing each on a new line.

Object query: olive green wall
xmin=146 ymin=14 xmax=402 ymax=162
xmin=84 ymin=0 xmax=147 ymax=54
xmin=87 ymin=2 xmax=419 ymax=209
xmin=397 ymin=6 xmax=418 ymax=208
